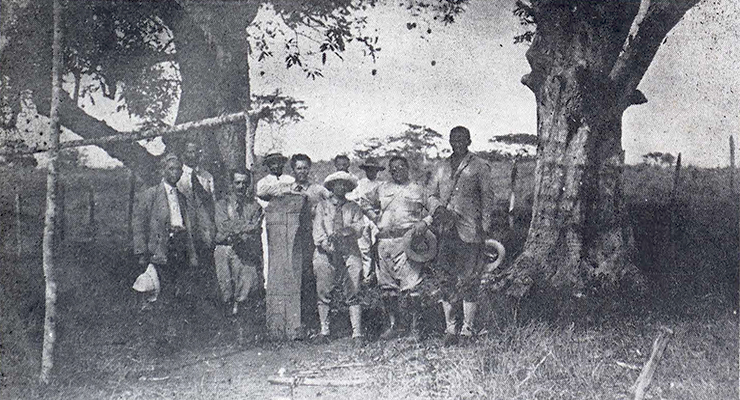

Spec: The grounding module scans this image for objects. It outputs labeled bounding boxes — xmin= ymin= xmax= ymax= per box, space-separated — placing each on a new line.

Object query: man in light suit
xmin=133 ymin=153 xmax=198 ymax=351
xmin=428 ymin=126 xmax=496 ymax=346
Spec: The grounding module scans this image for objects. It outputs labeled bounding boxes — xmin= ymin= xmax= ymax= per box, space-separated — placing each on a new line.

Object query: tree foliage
xmin=642 ymin=151 xmax=676 ymax=167
xmin=0 ymin=0 xmax=469 ymax=176
xmin=487 ymin=133 xmax=538 ymax=160
xmin=353 ymin=123 xmax=445 ymax=162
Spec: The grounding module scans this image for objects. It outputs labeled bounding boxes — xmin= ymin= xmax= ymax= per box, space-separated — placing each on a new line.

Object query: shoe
xmin=352 ymin=336 xmax=367 ymax=348
xmin=379 ymin=326 xmax=399 ymax=340
xmin=314 ymin=334 xmax=331 ymax=345
xmin=459 ymin=334 xmax=477 ymax=346
xmin=443 ymin=333 xmax=458 ymax=347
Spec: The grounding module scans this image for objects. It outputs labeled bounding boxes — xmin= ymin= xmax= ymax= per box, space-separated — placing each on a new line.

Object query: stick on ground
xmin=632 ymin=327 xmax=673 ymax=400
xmin=268 ymin=376 xmax=367 ymax=387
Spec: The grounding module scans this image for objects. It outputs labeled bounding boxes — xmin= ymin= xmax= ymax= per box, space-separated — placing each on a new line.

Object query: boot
xmin=460 ymin=301 xmax=478 ymax=345
xmin=379 ymin=296 xmax=400 ymax=340
xmin=406 ymin=296 xmax=422 ymax=342
xmin=442 ymin=300 xmax=459 ymax=347
xmin=317 ymin=303 xmax=331 ymax=343
xmin=349 ymin=305 xmax=366 ymax=347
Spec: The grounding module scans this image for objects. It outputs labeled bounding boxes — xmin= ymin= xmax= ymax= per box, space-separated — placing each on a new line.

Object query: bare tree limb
xmin=609 ymin=0 xmax=701 ymax=110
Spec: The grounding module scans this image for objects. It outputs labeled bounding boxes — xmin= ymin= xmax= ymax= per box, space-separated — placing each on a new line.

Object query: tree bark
xmin=39 ymin=0 xmax=62 ymax=384
xmin=508 ymin=0 xmax=698 ymax=299
xmin=166 ymin=1 xmax=259 ymax=192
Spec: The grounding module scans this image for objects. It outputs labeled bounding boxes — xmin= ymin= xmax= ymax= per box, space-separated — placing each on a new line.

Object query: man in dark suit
xmin=428 ymin=126 xmax=496 ymax=346
xmin=133 ymin=153 xmax=198 ymax=351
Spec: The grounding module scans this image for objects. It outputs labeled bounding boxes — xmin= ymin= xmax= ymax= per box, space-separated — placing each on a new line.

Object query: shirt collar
xmin=330 ymin=195 xmax=346 ymax=206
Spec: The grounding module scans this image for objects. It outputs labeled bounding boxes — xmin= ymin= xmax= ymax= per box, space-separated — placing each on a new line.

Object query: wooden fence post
xmin=57 ymin=180 xmax=65 ymax=244
xmin=128 ymin=169 xmax=135 ymax=244
xmin=15 ymin=192 xmax=22 ymax=257
xmin=668 ymin=153 xmax=682 ymax=270
xmin=87 ymin=186 xmax=97 ymax=239
xmin=40 ymin=0 xmax=62 ymax=384
xmin=730 ymin=136 xmax=735 ymax=195
xmin=508 ymin=158 xmax=518 ymax=229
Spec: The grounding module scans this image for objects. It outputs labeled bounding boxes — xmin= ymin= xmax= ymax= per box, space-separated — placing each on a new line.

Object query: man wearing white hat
xmin=428 ymin=126 xmax=496 ymax=346
xmin=312 ymin=171 xmax=365 ymax=345
xmin=363 ymin=156 xmax=435 ymax=341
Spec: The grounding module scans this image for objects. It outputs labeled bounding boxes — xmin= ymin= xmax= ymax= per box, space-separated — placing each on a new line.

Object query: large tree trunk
xmin=508 ymin=0 xmax=699 ymax=299
xmin=166 ymin=1 xmax=259 ymax=193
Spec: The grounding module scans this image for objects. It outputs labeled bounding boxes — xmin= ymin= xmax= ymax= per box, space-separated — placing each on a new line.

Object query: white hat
xmin=132 ymin=264 xmax=160 ymax=302
xmin=323 ymin=171 xmax=358 ymax=191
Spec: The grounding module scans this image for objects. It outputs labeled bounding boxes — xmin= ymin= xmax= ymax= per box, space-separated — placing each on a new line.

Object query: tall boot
xmin=349 ymin=305 xmax=366 ymax=347
xmin=317 ymin=303 xmax=331 ymax=342
xmin=442 ymin=300 xmax=458 ymax=347
xmin=461 ymin=301 xmax=478 ymax=339
xmin=406 ymin=296 xmax=422 ymax=341
xmin=379 ymin=296 xmax=399 ymax=340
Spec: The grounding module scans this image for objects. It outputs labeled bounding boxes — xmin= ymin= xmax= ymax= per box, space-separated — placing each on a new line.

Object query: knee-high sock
xmin=318 ymin=304 xmax=331 ymax=336
xmin=442 ymin=300 xmax=457 ymax=335
xmin=384 ymin=296 xmax=398 ymax=328
xmin=461 ymin=301 xmax=478 ymax=336
xmin=349 ymin=305 xmax=363 ymax=338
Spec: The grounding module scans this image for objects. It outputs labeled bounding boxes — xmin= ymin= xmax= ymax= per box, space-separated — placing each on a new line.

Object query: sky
xmin=28 ymin=0 xmax=740 ymax=168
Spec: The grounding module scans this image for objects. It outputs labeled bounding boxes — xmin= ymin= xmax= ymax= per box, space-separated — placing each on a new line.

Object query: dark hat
xmin=403 ymin=229 xmax=437 ymax=263
xmin=262 ymin=152 xmax=288 ymax=165
xmin=359 ymin=157 xmax=386 ymax=171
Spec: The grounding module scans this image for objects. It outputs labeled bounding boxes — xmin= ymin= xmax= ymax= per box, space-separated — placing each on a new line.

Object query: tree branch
xmin=32 ymin=89 xmax=160 ymax=182
xmin=609 ymin=0 xmax=701 ymax=110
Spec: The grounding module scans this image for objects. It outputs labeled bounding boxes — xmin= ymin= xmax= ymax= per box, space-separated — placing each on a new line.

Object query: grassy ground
xmin=0 ymin=163 xmax=738 ymax=399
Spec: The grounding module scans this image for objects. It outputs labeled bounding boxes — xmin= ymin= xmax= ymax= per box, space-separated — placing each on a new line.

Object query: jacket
xmin=428 ymin=152 xmax=496 ymax=243
xmin=133 ymin=182 xmax=198 ymax=267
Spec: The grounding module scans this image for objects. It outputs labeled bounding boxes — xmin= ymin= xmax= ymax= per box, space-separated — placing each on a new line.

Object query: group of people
xmin=132 ymin=125 xmax=497 ymax=350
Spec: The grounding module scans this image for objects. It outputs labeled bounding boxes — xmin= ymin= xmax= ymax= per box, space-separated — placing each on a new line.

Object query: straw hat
xmin=323 ymin=171 xmax=359 ymax=191
xmin=403 ymin=229 xmax=438 ymax=263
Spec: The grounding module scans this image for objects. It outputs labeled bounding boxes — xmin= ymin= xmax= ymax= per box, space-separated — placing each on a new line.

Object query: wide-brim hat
xmin=359 ymin=157 xmax=386 ymax=171
xmin=483 ymin=239 xmax=506 ymax=273
xmin=262 ymin=152 xmax=288 ymax=165
xmin=132 ymin=264 xmax=160 ymax=296
xmin=323 ymin=171 xmax=358 ymax=191
xmin=404 ymin=229 xmax=437 ymax=263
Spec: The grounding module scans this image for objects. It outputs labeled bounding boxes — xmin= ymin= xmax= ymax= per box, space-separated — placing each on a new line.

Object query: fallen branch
xmin=320 ymin=362 xmax=369 ymax=370
xmin=615 ymin=360 xmax=641 ymax=371
xmin=516 ymin=351 xmax=551 ymax=388
xmin=632 ymin=327 xmax=673 ymax=400
xmin=268 ymin=376 xmax=367 ymax=387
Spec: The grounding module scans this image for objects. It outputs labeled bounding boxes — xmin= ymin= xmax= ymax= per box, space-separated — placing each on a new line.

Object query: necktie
xmin=191 ymin=170 xmax=210 ymax=204
xmin=333 ymin=202 xmax=344 ymax=232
